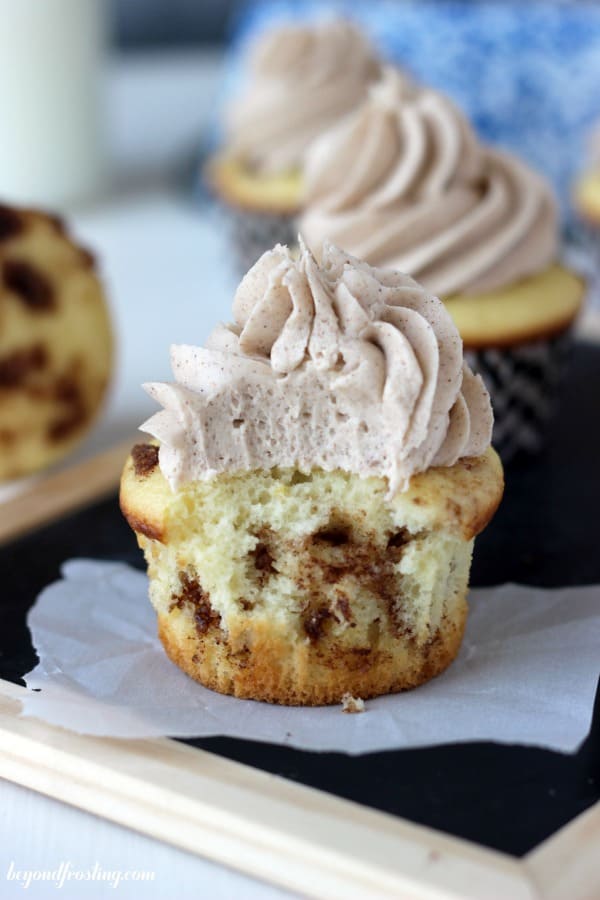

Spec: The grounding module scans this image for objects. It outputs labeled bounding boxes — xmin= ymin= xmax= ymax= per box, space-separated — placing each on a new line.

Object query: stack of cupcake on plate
xmin=208 ymin=19 xmax=585 ymax=461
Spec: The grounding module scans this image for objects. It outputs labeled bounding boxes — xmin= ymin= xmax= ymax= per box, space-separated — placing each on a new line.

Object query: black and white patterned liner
xmin=466 ymin=331 xmax=572 ymax=464
xmin=227 ymin=204 xmax=298 ymax=277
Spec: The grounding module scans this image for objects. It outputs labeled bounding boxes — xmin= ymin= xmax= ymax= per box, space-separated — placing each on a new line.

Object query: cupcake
xmin=207 ymin=18 xmax=380 ymax=274
xmin=573 ymin=124 xmax=600 ymax=227
xmin=300 ymin=68 xmax=586 ymax=461
xmin=120 ymin=242 xmax=502 ymax=705
xmin=0 ymin=202 xmax=113 ymax=482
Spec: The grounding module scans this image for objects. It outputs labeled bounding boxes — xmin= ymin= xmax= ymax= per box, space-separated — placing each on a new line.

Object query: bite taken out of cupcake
xmin=300 ymin=68 xmax=586 ymax=461
xmin=206 ymin=18 xmax=382 ymax=273
xmin=121 ymin=241 xmax=503 ymax=706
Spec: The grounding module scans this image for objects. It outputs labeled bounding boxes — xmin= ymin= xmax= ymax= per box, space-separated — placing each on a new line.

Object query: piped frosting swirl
xmin=300 ymin=68 xmax=558 ymax=295
xmin=142 ymin=242 xmax=493 ymax=495
xmin=225 ymin=19 xmax=381 ymax=175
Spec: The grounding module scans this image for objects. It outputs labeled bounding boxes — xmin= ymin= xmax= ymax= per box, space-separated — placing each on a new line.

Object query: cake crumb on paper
xmin=341 ymin=693 xmax=365 ymax=713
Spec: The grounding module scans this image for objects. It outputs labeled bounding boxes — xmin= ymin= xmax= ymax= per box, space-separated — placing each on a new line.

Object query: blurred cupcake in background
xmin=573 ymin=122 xmax=600 ymax=228
xmin=0 ymin=202 xmax=113 ymax=482
xmin=300 ymin=68 xmax=586 ymax=462
xmin=206 ymin=18 xmax=381 ymax=274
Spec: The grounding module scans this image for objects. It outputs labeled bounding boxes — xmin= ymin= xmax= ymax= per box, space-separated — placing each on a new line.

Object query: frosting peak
xmin=225 ymin=19 xmax=380 ymax=174
xmin=300 ymin=67 xmax=558 ymax=295
xmin=142 ymin=243 xmax=493 ymax=495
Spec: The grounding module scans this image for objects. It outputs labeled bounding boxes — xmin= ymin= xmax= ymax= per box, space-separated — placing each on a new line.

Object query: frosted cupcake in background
xmin=573 ymin=123 xmax=600 ymax=227
xmin=300 ymin=68 xmax=586 ymax=461
xmin=206 ymin=18 xmax=381 ymax=274
xmin=120 ymin=241 xmax=502 ymax=706
xmin=0 ymin=202 xmax=113 ymax=482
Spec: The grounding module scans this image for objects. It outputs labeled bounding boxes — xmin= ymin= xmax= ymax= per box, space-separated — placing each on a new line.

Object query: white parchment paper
xmin=20 ymin=559 xmax=600 ymax=755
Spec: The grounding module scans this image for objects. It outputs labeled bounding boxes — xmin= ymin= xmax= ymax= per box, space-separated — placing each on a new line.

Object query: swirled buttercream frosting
xmin=300 ymin=68 xmax=558 ymax=295
xmin=225 ymin=19 xmax=381 ymax=175
xmin=142 ymin=242 xmax=492 ymax=495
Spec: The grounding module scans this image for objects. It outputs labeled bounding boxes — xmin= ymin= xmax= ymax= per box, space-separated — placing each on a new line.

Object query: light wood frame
xmin=0 ymin=683 xmax=598 ymax=900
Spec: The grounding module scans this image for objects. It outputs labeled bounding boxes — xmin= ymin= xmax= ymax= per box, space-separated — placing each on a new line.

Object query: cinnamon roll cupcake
xmin=300 ymin=68 xmax=586 ymax=461
xmin=0 ymin=202 xmax=113 ymax=481
xmin=120 ymin=242 xmax=502 ymax=706
xmin=206 ymin=18 xmax=380 ymax=274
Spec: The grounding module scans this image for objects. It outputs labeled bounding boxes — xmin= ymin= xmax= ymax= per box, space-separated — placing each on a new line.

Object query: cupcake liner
xmin=224 ymin=203 xmax=299 ymax=276
xmin=466 ymin=330 xmax=572 ymax=463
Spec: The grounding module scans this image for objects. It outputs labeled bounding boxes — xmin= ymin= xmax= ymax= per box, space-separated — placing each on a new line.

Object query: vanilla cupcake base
xmin=156 ymin=598 xmax=467 ymax=706
xmin=121 ymin=446 xmax=502 ymax=706
xmin=573 ymin=171 xmax=600 ymax=227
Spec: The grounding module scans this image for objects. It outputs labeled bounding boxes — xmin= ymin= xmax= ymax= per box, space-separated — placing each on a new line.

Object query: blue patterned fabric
xmin=228 ymin=1 xmax=600 ymax=212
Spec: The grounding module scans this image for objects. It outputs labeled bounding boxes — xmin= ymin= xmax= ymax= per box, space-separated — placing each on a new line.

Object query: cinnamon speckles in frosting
xmin=141 ymin=243 xmax=493 ymax=495
xmin=300 ymin=67 xmax=558 ymax=296
xmin=225 ymin=19 xmax=381 ymax=175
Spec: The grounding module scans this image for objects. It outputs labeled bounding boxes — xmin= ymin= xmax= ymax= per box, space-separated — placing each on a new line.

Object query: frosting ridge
xmin=300 ymin=68 xmax=557 ymax=295
xmin=225 ymin=19 xmax=381 ymax=174
xmin=142 ymin=243 xmax=493 ymax=494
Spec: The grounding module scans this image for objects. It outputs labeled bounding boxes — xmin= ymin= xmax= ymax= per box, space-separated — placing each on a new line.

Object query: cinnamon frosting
xmin=300 ymin=68 xmax=558 ymax=295
xmin=141 ymin=242 xmax=492 ymax=495
xmin=225 ymin=19 xmax=381 ymax=175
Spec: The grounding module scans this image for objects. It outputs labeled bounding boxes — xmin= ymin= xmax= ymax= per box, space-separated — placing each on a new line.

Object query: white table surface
xmin=1 ymin=50 xmax=297 ymax=900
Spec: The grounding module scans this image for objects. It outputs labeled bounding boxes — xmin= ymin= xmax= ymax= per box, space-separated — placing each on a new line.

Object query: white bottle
xmin=0 ymin=0 xmax=107 ymax=208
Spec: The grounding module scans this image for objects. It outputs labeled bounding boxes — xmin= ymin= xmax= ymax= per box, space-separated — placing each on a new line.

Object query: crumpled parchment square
xmin=18 ymin=559 xmax=600 ymax=755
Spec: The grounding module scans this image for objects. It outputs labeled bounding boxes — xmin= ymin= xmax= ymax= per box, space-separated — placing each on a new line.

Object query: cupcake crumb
xmin=341 ymin=693 xmax=365 ymax=713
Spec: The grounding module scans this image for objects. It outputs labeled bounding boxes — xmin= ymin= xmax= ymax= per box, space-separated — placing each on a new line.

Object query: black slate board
xmin=1 ymin=343 xmax=599 ymax=859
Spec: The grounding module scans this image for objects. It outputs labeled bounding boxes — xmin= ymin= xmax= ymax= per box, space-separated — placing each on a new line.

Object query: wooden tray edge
xmin=0 ymin=685 xmax=543 ymax=900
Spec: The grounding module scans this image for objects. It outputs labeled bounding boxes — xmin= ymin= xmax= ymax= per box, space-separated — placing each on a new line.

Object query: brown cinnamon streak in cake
xmin=296 ymin=517 xmax=421 ymax=639
xmin=314 ymin=527 xmax=350 ymax=545
xmin=3 ymin=260 xmax=55 ymax=311
xmin=0 ymin=205 xmax=24 ymax=242
xmin=47 ymin=373 xmax=87 ymax=442
xmin=251 ymin=540 xmax=275 ymax=583
xmin=0 ymin=344 xmax=48 ymax=387
xmin=303 ymin=605 xmax=332 ymax=642
xmin=171 ymin=572 xmax=221 ymax=637
xmin=335 ymin=593 xmax=352 ymax=622
xmin=387 ymin=529 xmax=409 ymax=548
xmin=131 ymin=443 xmax=159 ymax=477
